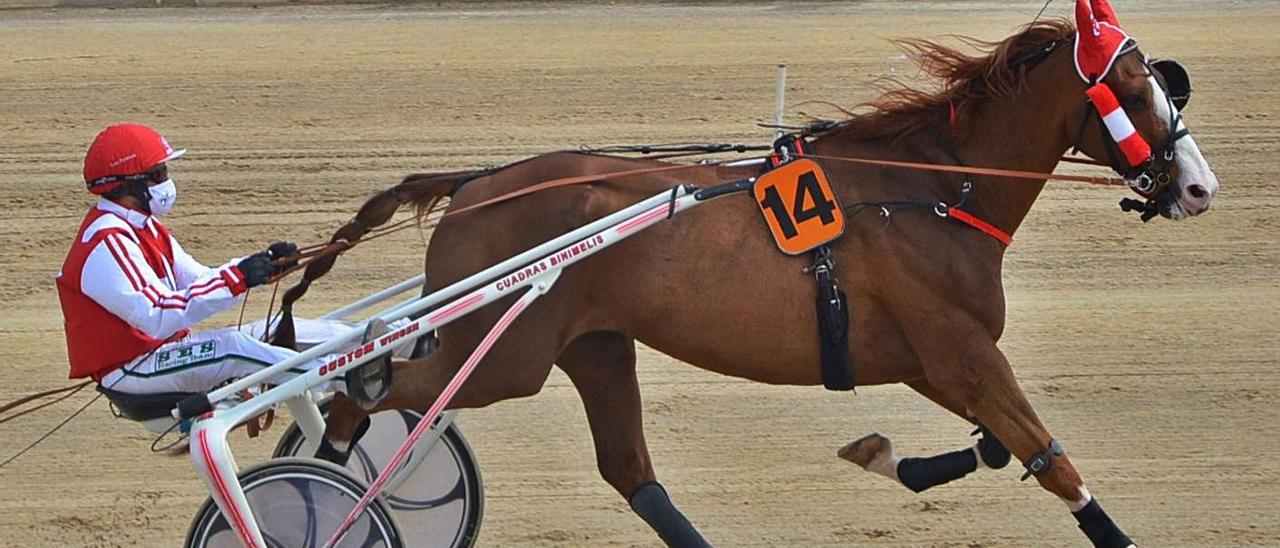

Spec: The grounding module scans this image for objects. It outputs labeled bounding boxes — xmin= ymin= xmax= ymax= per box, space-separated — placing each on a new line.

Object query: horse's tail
xmin=268 ymin=169 xmax=481 ymax=348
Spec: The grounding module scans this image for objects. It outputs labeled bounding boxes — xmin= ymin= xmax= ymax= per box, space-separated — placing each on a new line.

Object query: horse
xmin=288 ymin=16 xmax=1217 ymax=547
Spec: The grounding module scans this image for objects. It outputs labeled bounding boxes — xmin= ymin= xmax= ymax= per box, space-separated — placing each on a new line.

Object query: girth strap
xmin=808 ymin=247 xmax=854 ymax=390
xmin=766 ymin=134 xmax=856 ymax=391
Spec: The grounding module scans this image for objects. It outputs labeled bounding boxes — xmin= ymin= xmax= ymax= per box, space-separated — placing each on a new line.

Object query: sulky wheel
xmin=184 ymin=457 xmax=404 ymax=548
xmin=272 ymin=398 xmax=484 ymax=548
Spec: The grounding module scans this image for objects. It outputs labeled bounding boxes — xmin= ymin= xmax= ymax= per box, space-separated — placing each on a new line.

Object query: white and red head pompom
xmin=1073 ymin=0 xmax=1131 ymax=83
xmin=1086 ymin=83 xmax=1152 ymax=167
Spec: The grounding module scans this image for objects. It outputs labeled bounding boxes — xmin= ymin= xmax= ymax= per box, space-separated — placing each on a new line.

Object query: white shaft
xmin=200 ymin=187 xmax=691 ymax=407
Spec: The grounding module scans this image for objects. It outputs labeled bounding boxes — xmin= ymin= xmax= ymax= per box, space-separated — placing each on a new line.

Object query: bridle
xmin=1071 ymin=40 xmax=1191 ymax=208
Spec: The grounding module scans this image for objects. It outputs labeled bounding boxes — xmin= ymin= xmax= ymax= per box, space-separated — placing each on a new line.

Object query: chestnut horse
xmin=301 ymin=19 xmax=1216 ymax=547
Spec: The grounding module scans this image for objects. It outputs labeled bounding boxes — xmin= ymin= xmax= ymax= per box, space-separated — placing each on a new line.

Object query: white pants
xmin=99 ymin=318 xmax=361 ymax=395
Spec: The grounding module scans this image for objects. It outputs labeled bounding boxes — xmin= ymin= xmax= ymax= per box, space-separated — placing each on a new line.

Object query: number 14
xmin=758 ymin=170 xmax=839 ymax=239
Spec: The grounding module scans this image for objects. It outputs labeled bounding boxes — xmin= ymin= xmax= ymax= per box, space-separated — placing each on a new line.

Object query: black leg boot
xmin=896 ymin=448 xmax=979 ymax=493
xmin=629 ymin=481 xmax=711 ymax=547
xmin=974 ymin=423 xmax=1011 ymax=469
xmin=314 ymin=416 xmax=371 ymax=467
xmin=1073 ymin=497 xmax=1135 ymax=547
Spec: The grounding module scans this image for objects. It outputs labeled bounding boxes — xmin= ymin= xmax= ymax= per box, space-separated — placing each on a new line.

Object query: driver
xmin=56 ymin=123 xmax=352 ymax=395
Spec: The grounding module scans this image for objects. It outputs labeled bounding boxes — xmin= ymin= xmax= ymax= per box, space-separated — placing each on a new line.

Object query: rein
xmin=264 ymin=160 xmax=724 ymax=348
xmin=269 ymin=152 xmax=1124 ymax=287
xmin=266 ymin=161 xmax=720 ymax=286
xmin=444 ymin=163 xmax=709 ymax=218
xmin=266 ymin=216 xmax=420 ymax=285
xmin=0 ymin=381 xmax=92 ymax=422
xmin=260 ymin=138 xmax=1137 ymax=345
xmin=806 ymin=154 xmax=1125 ymax=187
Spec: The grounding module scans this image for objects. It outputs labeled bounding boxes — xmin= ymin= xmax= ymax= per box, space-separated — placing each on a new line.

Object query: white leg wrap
xmin=327 ymin=439 xmax=350 ymax=454
xmin=971 ymin=445 xmax=987 ymax=469
xmin=865 ymin=443 xmax=903 ymax=481
xmin=1062 ymin=485 xmax=1093 ymax=512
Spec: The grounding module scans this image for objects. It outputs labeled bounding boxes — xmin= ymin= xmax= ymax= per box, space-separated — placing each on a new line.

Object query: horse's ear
xmin=1075 ymin=0 xmax=1094 ymax=35
xmin=1091 ymin=0 xmax=1121 ymax=26
xmin=1076 ymin=0 xmax=1123 ymax=34
xmin=1073 ymin=0 xmax=1131 ymax=83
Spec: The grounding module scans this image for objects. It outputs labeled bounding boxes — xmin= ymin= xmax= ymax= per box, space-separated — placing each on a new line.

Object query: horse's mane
xmin=829 ymin=19 xmax=1076 ymax=142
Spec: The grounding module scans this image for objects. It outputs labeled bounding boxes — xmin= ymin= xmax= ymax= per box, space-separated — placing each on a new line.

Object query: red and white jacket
xmin=57 ymin=199 xmax=249 ymax=381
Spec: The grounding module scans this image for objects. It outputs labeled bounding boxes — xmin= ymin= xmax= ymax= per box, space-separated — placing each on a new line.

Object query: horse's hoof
xmin=838 ymin=433 xmax=893 ymax=469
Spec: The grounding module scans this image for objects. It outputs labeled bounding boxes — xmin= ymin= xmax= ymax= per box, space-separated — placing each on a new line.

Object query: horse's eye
xmin=1123 ymin=94 xmax=1148 ymax=109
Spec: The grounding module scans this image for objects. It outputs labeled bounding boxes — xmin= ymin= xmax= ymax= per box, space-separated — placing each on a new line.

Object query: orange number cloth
xmin=752 ymin=158 xmax=846 ymax=255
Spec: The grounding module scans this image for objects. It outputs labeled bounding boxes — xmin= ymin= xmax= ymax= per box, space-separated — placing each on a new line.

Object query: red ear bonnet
xmin=1073 ymin=0 xmax=1131 ymax=83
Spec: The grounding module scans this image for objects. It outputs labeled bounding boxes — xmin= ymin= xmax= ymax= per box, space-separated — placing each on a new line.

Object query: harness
xmin=925 ymin=129 xmax=1013 ymax=247
xmin=760 ymin=135 xmax=854 ymax=390
xmin=760 ymin=133 xmax=1014 ymax=391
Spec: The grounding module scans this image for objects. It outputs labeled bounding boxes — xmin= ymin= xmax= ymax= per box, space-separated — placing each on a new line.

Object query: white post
xmin=774 ymin=62 xmax=788 ymax=140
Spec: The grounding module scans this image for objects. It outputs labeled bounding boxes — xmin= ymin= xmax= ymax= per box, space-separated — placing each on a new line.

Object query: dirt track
xmin=1 ymin=1 xmax=1278 ymax=546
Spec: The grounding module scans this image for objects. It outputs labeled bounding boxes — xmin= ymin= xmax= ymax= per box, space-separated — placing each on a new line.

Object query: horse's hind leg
xmin=556 ymin=331 xmax=711 ymax=548
xmin=318 ymin=300 xmax=564 ymax=463
xmin=839 ymin=379 xmax=1010 ymax=492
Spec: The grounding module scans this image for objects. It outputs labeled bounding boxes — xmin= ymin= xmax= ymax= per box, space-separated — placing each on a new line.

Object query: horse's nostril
xmin=1187 ymin=184 xmax=1208 ymax=199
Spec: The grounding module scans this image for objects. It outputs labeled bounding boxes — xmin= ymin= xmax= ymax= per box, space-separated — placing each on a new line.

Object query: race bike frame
xmin=181 ymin=182 xmax=745 ymax=547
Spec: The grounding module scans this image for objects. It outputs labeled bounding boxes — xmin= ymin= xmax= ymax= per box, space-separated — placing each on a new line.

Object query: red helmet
xmin=83 ymin=123 xmax=186 ymax=194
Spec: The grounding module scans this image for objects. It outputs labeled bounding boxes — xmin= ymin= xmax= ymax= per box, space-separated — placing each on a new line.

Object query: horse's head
xmin=1068 ymin=0 xmax=1218 ymax=220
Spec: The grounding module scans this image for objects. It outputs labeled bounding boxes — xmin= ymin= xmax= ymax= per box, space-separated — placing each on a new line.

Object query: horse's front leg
xmin=916 ymin=322 xmax=1135 ymax=547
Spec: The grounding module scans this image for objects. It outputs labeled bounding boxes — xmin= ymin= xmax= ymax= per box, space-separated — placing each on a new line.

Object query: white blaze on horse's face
xmin=1150 ymin=74 xmax=1218 ymax=219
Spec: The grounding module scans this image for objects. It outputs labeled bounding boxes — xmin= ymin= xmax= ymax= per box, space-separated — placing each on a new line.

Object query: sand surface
xmin=1 ymin=1 xmax=1277 ymax=546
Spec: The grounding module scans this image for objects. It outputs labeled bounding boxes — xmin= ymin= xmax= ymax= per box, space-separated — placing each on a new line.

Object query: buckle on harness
xmin=804 ymin=247 xmax=842 ymax=311
xmin=768 ymin=134 xmax=815 ymax=168
xmin=802 ymin=246 xmax=834 ymax=276
xmin=934 ymin=181 xmax=975 ymax=217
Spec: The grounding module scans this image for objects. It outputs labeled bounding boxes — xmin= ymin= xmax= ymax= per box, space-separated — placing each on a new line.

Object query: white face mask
xmin=148 ymin=178 xmax=177 ymax=216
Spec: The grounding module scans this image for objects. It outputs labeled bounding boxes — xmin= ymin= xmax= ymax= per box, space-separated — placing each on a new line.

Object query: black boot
xmin=629 ymin=481 xmax=711 ymax=547
xmin=975 ymin=423 xmax=1011 ymax=469
xmin=896 ymin=449 xmax=979 ymax=493
xmin=314 ymin=416 xmax=371 ymax=467
xmin=1073 ymin=497 xmax=1135 ymax=547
